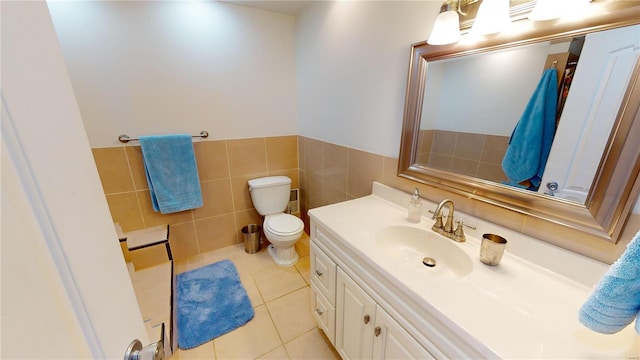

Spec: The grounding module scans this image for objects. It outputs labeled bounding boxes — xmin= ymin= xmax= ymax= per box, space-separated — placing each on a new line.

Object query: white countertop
xmin=308 ymin=183 xmax=638 ymax=359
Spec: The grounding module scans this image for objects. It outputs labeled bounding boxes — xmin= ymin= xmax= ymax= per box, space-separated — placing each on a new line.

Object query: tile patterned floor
xmin=169 ymin=236 xmax=340 ymax=360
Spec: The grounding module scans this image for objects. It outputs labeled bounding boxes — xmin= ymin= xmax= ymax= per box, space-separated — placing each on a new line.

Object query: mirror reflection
xmin=416 ymin=24 xmax=640 ymax=204
xmin=418 ymin=37 xmax=583 ymax=188
xmin=398 ymin=2 xmax=640 ymax=243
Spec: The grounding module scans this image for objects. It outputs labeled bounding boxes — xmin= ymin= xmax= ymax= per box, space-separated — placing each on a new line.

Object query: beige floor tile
xmin=178 ymin=341 xmax=215 ymax=359
xmin=295 ymin=233 xmax=311 ymax=258
xmin=174 ymin=254 xmax=204 ymax=274
xmin=230 ymin=247 xmax=277 ymax=277
xmin=294 ymin=256 xmax=310 ymax=285
xmin=256 ymin=345 xmax=289 ymax=360
xmin=253 ymin=266 xmax=307 ymax=302
xmin=179 ymin=243 xmax=276 ymax=277
xmin=266 ymin=287 xmax=315 ymax=343
xmin=241 ymin=274 xmax=264 ymax=307
xmin=284 ymin=328 xmax=340 ymax=360
xmin=197 ymin=244 xmax=243 ymax=267
xmin=204 ymin=243 xmax=244 ymax=257
xmin=214 ymin=305 xmax=282 ymax=359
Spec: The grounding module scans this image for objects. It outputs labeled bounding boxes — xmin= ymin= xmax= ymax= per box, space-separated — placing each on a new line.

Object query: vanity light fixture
xmin=426 ymin=1 xmax=461 ymax=45
xmin=428 ymin=0 xmax=592 ymax=46
xmin=428 ymin=0 xmax=509 ymax=45
xmin=470 ymin=0 xmax=510 ymax=35
xmin=529 ymin=0 xmax=590 ymax=21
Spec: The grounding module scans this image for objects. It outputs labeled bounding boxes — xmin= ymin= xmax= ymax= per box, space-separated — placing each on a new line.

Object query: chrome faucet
xmin=431 ymin=199 xmax=474 ymax=242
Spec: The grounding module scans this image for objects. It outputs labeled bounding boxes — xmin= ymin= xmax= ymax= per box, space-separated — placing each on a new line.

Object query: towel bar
xmin=118 ymin=130 xmax=209 ymax=143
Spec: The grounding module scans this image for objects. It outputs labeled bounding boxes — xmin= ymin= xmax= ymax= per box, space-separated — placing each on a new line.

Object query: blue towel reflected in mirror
xmin=502 ymin=68 xmax=558 ymax=191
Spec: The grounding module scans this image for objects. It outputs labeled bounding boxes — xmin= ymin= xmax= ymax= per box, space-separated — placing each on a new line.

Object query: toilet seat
xmin=264 ymin=213 xmax=304 ymax=236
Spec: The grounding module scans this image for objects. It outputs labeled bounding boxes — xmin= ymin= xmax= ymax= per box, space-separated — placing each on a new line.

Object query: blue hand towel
xmin=579 ymin=230 xmax=640 ymax=334
xmin=502 ymin=68 xmax=558 ymax=190
xmin=139 ymin=134 xmax=203 ymax=214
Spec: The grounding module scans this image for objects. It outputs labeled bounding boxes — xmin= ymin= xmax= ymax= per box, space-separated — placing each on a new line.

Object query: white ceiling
xmin=222 ymin=0 xmax=313 ymax=16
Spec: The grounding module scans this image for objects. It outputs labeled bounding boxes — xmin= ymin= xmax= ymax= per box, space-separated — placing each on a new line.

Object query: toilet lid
xmin=265 ymin=214 xmax=304 ymax=236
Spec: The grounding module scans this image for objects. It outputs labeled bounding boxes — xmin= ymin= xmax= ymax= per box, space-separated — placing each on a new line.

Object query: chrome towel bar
xmin=118 ymin=130 xmax=209 ymax=143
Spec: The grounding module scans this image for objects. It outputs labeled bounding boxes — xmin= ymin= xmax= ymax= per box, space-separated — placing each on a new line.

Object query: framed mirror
xmin=399 ymin=1 xmax=640 ymax=244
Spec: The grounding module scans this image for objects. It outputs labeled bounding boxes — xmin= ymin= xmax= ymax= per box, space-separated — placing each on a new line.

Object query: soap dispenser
xmin=408 ymin=188 xmax=422 ymax=223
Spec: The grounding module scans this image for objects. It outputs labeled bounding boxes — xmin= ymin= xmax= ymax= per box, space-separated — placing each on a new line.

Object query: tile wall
xmin=95 ymin=134 xmax=637 ymax=267
xmin=92 ymin=136 xmax=299 ymax=265
xmin=298 ymin=136 xmax=639 ymax=264
xmin=417 ymin=129 xmax=509 ymax=184
xmin=297 ymin=136 xmax=409 ymax=232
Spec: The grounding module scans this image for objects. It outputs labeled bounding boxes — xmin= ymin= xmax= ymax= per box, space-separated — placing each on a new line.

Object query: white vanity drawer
xmin=312 ymin=287 xmax=336 ymax=346
xmin=310 ymin=241 xmax=337 ymax=304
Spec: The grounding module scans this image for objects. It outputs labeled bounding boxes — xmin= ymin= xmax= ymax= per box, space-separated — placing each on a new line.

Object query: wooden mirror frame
xmin=398 ymin=1 xmax=640 ymax=244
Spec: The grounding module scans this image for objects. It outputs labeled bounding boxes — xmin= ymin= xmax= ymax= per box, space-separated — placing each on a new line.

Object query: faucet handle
xmin=456 ymin=220 xmax=476 ymax=230
xmin=453 ymin=220 xmax=476 ymax=242
xmin=433 ymin=213 xmax=444 ymax=229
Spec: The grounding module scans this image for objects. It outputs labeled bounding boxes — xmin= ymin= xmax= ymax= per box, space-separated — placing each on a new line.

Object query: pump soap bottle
xmin=408 ymin=188 xmax=422 ymax=223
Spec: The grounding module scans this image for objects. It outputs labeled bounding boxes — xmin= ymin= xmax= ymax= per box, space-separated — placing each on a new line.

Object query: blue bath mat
xmin=176 ymin=260 xmax=254 ymax=349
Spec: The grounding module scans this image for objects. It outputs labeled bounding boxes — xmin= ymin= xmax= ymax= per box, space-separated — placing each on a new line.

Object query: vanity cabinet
xmin=372 ymin=302 xmax=435 ymax=359
xmin=310 ymin=241 xmax=337 ymax=344
xmin=311 ymin=225 xmax=436 ymax=360
xmin=335 ymin=267 xmax=376 ymax=359
xmin=336 ymin=268 xmax=434 ymax=360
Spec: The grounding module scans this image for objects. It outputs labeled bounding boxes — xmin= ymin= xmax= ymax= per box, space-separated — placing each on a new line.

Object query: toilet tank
xmin=248 ymin=176 xmax=292 ymax=216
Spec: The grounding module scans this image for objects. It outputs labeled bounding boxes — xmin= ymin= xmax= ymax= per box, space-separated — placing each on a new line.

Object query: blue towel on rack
xmin=579 ymin=230 xmax=640 ymax=334
xmin=139 ymin=134 xmax=203 ymax=214
xmin=502 ymin=68 xmax=558 ymax=190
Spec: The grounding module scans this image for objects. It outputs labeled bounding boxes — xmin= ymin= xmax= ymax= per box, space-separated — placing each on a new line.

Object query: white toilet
xmin=248 ymin=176 xmax=304 ymax=266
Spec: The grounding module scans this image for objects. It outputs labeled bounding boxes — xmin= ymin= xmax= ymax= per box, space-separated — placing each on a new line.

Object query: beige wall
xmin=93 ymin=136 xmax=298 ymax=264
xmin=49 ymin=1 xmax=298 ymax=148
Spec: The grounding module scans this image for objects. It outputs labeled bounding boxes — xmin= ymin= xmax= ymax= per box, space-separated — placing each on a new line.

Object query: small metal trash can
xmin=242 ymin=224 xmax=261 ymax=254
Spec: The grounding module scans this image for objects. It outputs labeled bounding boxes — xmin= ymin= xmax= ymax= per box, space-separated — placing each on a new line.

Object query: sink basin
xmin=375 ymin=226 xmax=473 ymax=277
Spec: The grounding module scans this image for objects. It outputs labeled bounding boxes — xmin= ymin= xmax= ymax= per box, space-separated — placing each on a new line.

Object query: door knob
xmin=545 ymin=181 xmax=559 ymax=196
xmin=364 ymin=314 xmax=370 ymax=324
xmin=124 ymin=339 xmax=163 ymax=360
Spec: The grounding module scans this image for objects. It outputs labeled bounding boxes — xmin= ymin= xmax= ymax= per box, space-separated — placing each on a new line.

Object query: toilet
xmin=248 ymin=176 xmax=304 ymax=266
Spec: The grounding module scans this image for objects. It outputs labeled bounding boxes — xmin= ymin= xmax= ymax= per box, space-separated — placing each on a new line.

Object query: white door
xmin=1 ymin=2 xmax=148 ymax=358
xmin=336 ymin=268 xmax=376 ymax=360
xmin=541 ymin=25 xmax=640 ymax=202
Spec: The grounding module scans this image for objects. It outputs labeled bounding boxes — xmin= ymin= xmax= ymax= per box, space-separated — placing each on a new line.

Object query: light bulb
xmin=428 ymin=10 xmax=461 ymax=45
xmin=471 ymin=0 xmax=511 ymax=36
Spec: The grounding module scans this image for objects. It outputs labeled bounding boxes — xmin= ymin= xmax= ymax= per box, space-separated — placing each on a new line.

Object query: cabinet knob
xmin=316 ymin=308 xmax=324 ymax=316
xmin=374 ymin=327 xmax=381 ymax=337
xmin=364 ymin=314 xmax=370 ymax=324
xmin=315 ymin=270 xmax=323 ymax=277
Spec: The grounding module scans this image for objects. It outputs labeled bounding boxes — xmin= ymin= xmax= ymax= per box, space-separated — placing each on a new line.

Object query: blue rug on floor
xmin=177 ymin=260 xmax=254 ymax=349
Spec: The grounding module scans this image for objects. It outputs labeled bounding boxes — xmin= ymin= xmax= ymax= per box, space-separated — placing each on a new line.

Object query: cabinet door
xmin=372 ymin=307 xmax=435 ymax=360
xmin=336 ymin=268 xmax=376 ymax=360
xmin=311 ymin=287 xmax=336 ymax=345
